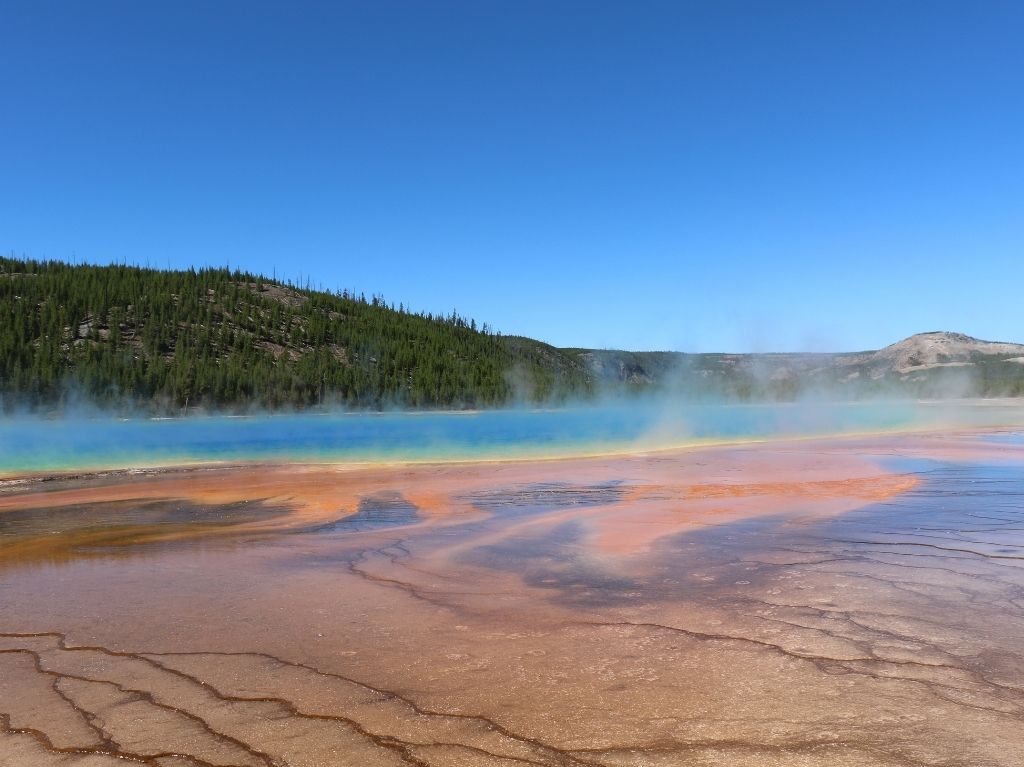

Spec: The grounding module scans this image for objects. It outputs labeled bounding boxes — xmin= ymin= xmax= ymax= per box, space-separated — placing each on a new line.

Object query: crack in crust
xmin=0 ymin=631 xmax=604 ymax=767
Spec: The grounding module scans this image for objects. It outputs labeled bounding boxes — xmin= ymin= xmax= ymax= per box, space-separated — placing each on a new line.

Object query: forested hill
xmin=3 ymin=257 xmax=1023 ymax=414
xmin=0 ymin=257 xmax=591 ymax=411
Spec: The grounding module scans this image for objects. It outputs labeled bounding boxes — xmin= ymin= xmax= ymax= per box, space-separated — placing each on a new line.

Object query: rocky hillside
xmin=854 ymin=332 xmax=1024 ymax=374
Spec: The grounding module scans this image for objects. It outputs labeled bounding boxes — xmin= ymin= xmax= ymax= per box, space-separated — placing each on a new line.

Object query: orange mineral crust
xmin=1 ymin=438 xmax=915 ymax=546
xmin=1 ymin=430 xmax=1023 ymax=767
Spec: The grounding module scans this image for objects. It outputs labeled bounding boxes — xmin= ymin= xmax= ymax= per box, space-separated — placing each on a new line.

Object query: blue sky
xmin=2 ymin=1 xmax=1022 ymax=352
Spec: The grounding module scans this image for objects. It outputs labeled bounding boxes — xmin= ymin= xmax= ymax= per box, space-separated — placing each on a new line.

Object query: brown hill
xmin=855 ymin=332 xmax=1024 ymax=374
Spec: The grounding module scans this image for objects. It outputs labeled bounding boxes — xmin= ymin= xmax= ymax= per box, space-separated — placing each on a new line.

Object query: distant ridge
xmin=575 ymin=331 xmax=1024 ymax=397
xmin=865 ymin=332 xmax=1024 ymax=373
xmin=2 ymin=257 xmax=1023 ymax=413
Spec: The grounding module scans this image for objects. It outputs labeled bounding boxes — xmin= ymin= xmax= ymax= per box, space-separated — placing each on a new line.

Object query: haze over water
xmin=3 ymin=400 xmax=1023 ymax=475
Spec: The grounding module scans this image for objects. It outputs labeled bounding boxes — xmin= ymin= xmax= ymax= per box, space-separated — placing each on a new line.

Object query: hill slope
xmin=2 ymin=257 xmax=1022 ymax=412
xmin=0 ymin=257 xmax=591 ymax=411
xmin=576 ymin=332 xmax=1024 ymax=398
xmin=861 ymin=331 xmax=1024 ymax=374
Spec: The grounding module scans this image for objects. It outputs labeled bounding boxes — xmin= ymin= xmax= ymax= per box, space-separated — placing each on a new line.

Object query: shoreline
xmin=8 ymin=394 xmax=1024 ymax=422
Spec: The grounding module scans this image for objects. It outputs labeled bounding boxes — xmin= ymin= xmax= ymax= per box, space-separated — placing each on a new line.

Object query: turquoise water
xmin=1 ymin=401 xmax=1022 ymax=475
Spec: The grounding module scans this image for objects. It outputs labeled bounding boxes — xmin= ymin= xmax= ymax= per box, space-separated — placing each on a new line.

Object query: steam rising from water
xmin=2 ymin=399 xmax=1022 ymax=476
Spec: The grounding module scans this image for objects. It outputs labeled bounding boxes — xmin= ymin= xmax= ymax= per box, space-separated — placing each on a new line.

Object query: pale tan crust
xmin=1 ymin=429 xmax=1023 ymax=766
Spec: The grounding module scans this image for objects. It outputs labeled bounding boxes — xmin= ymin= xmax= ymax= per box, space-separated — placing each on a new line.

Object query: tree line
xmin=0 ymin=257 xmax=592 ymax=413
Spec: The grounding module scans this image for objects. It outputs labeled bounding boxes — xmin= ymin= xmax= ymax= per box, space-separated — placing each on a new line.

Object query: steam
xmin=2 ymin=397 xmax=1023 ymax=479
xmin=3 ymin=328 xmax=1024 ymax=477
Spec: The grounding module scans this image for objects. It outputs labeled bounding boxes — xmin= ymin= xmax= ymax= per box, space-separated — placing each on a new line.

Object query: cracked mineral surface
xmin=1 ymin=430 xmax=1022 ymax=766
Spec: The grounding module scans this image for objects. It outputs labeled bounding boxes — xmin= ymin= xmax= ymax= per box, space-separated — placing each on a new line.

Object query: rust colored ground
xmin=1 ymin=430 xmax=1023 ymax=766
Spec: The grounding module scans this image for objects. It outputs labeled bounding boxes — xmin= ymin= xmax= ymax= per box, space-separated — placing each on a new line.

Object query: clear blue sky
xmin=2 ymin=1 xmax=1021 ymax=352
